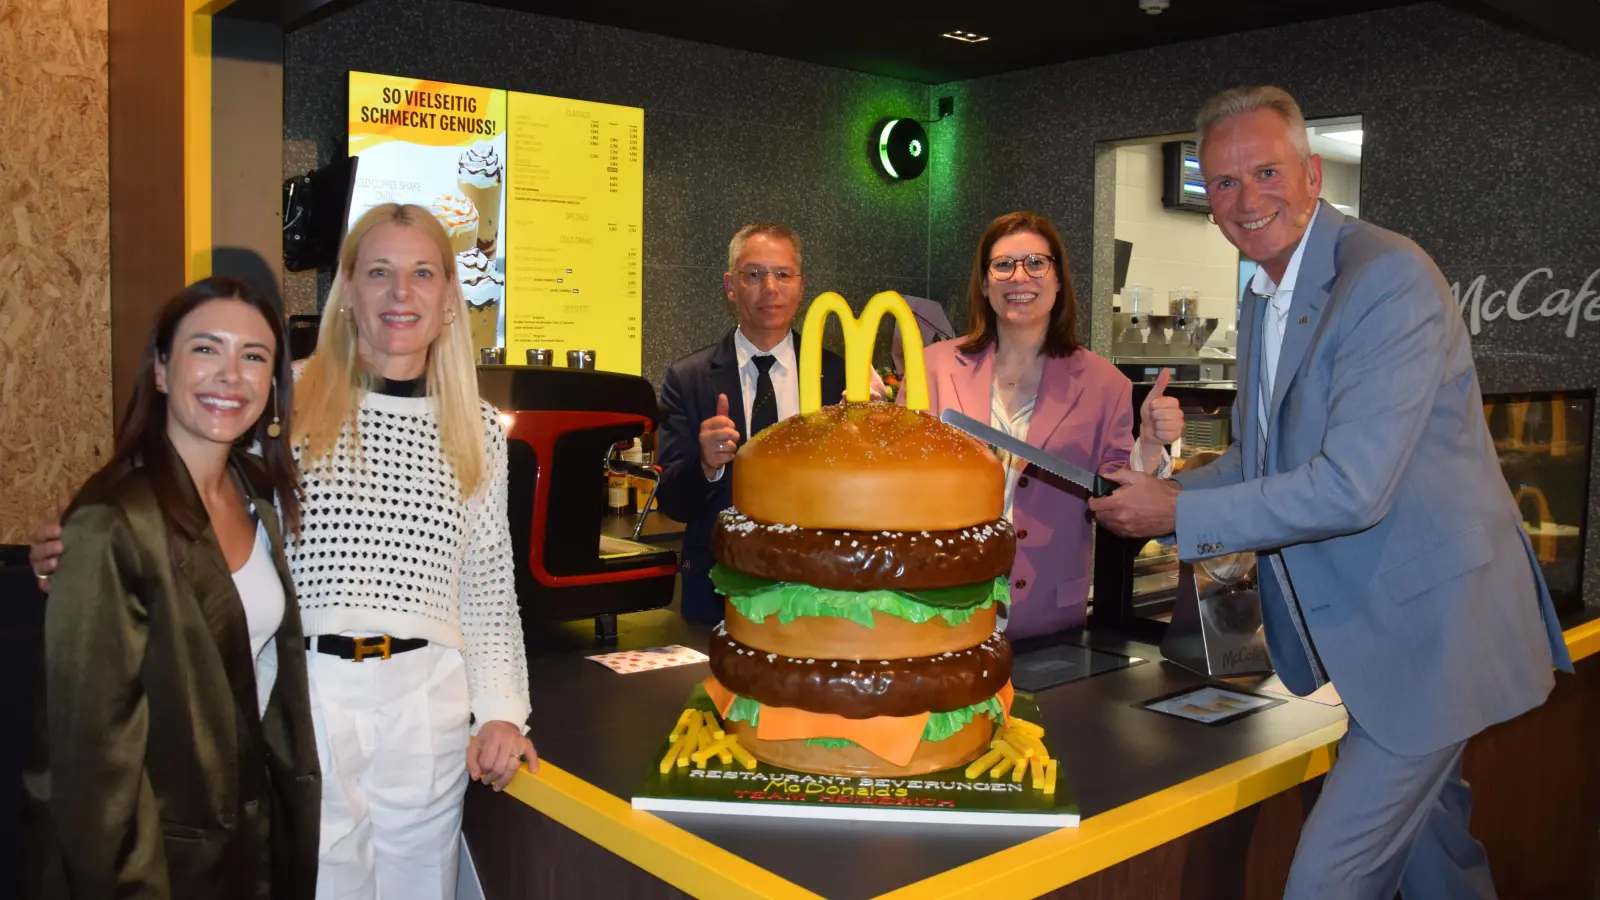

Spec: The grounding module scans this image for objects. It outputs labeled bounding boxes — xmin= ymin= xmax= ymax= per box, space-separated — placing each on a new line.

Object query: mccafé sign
xmin=1453 ymin=268 xmax=1600 ymax=338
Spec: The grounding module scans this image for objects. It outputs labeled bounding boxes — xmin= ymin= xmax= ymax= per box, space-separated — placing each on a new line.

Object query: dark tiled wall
xmin=283 ymin=0 xmax=931 ymax=385
xmin=927 ymin=2 xmax=1600 ymax=607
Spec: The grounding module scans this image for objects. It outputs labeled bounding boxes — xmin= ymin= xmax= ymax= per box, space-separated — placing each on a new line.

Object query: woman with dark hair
xmin=25 ymin=276 xmax=321 ymax=899
xmin=917 ymin=212 xmax=1184 ymax=637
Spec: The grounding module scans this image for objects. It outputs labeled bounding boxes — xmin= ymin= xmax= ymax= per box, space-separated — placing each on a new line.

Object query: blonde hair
xmin=292 ymin=203 xmax=487 ymax=498
xmin=1194 ymin=85 xmax=1311 ymax=167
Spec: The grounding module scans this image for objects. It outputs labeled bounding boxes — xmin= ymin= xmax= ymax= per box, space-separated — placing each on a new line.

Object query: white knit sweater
xmin=287 ymin=389 xmax=531 ymax=732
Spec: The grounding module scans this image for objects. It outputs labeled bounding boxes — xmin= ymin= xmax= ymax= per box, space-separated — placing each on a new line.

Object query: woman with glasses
xmin=915 ymin=211 xmax=1183 ymax=638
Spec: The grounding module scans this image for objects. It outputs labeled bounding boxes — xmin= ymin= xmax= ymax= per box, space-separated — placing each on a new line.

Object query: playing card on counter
xmin=586 ymin=645 xmax=710 ymax=674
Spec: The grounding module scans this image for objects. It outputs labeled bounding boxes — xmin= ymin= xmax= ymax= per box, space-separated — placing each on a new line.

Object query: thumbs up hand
xmin=1139 ymin=368 xmax=1183 ymax=445
xmin=699 ymin=393 xmax=742 ymax=479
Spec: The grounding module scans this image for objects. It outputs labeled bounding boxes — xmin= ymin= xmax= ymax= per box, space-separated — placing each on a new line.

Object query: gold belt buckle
xmin=352 ymin=635 xmax=392 ymax=662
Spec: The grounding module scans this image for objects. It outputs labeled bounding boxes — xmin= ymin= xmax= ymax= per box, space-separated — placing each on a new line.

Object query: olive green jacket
xmin=24 ymin=445 xmax=321 ymax=899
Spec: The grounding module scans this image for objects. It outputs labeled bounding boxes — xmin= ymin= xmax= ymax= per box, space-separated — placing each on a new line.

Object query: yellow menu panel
xmin=347 ymin=73 xmax=509 ymax=353
xmin=504 ymin=92 xmax=644 ymax=375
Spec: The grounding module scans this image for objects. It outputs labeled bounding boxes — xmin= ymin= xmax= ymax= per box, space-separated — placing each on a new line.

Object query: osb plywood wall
xmin=0 ymin=0 xmax=112 ymax=544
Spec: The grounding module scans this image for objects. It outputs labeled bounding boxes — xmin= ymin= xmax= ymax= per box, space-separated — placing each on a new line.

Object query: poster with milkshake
xmin=348 ymin=72 xmax=509 ymax=351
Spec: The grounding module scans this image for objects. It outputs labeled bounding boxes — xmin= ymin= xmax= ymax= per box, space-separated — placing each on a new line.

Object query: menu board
xmin=504 ymin=92 xmax=644 ymax=375
xmin=346 ymin=72 xmax=644 ymax=373
xmin=347 ymin=73 xmax=509 ymax=353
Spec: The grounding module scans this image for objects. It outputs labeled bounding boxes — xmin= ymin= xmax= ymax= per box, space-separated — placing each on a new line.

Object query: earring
xmin=444 ymin=309 xmax=457 ymax=325
xmin=1206 ymin=213 xmax=1217 ymax=225
xmin=266 ymin=388 xmax=282 ymax=438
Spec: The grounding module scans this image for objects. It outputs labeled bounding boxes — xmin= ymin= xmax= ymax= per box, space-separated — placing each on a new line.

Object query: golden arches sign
xmin=798 ymin=291 xmax=929 ymax=415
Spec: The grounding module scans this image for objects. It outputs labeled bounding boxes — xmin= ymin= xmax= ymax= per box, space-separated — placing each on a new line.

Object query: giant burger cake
xmin=700 ymin=292 xmax=1017 ymax=778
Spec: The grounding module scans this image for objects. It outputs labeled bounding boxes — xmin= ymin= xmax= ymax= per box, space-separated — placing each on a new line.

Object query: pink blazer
xmin=921 ymin=341 xmax=1134 ymax=638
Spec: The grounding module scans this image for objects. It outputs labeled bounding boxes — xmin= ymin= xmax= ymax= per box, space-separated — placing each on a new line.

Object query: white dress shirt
xmin=1253 ymin=204 xmax=1321 ymax=436
xmin=708 ymin=328 xmax=800 ymax=482
xmin=733 ymin=327 xmax=800 ymax=428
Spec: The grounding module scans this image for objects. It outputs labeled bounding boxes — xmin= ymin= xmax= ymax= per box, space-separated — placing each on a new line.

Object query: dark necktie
xmin=750 ymin=355 xmax=778 ymax=437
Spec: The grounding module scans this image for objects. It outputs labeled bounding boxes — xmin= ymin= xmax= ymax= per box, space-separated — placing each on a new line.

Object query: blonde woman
xmin=290 ymin=203 xmax=533 ymax=898
xmin=34 ymin=205 xmax=536 ymax=899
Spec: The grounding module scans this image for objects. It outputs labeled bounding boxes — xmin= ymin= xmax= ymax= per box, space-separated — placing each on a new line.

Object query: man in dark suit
xmin=656 ymin=223 xmax=846 ymax=623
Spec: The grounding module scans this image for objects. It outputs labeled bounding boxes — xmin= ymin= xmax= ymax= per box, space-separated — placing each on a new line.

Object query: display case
xmin=1484 ymin=389 xmax=1593 ymax=624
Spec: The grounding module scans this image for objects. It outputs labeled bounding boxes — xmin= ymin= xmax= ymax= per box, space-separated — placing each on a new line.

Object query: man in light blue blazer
xmin=1091 ymin=86 xmax=1572 ymax=899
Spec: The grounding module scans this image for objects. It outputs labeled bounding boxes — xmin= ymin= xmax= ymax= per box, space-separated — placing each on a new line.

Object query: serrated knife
xmin=940 ymin=409 xmax=1115 ymax=499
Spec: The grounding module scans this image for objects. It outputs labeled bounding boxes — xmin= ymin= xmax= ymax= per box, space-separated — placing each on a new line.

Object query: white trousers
xmin=309 ymin=643 xmax=472 ymax=900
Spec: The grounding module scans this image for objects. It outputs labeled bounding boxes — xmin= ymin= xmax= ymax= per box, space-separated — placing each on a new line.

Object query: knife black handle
xmin=1091 ymin=474 xmax=1116 ymax=499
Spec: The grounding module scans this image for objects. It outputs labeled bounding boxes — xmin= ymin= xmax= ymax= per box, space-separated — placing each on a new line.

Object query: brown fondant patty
xmin=707 ymin=624 xmax=1012 ymax=719
xmin=712 ymin=507 xmax=1015 ymax=592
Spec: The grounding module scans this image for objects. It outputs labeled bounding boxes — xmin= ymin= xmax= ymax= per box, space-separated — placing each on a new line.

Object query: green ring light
xmin=875 ymin=118 xmax=930 ymax=181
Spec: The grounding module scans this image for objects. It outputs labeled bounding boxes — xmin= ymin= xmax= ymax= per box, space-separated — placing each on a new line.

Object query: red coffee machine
xmin=478 ymin=365 xmax=677 ymax=641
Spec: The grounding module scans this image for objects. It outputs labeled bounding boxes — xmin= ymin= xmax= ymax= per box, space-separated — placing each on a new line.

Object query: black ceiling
xmin=224 ymin=0 xmax=1599 ymax=81
xmin=463 ymin=0 xmax=1422 ymax=83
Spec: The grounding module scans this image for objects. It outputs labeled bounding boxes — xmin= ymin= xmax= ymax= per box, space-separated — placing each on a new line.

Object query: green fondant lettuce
xmin=723 ymin=693 xmax=1006 ymax=744
xmin=804 ymin=738 xmax=856 ymax=750
xmin=710 ymin=564 xmax=1009 ymax=628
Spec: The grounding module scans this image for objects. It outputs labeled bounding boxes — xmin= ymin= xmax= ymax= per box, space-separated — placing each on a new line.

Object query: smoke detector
xmin=1139 ymin=0 xmax=1170 ymax=13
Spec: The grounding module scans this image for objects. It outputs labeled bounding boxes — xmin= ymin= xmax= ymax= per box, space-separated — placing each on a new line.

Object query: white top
xmin=232 ymin=520 xmax=284 ymax=718
xmin=989 ymin=389 xmax=1037 ymax=523
xmin=1252 ymin=204 xmax=1322 ymax=436
xmin=287 ymin=389 xmax=533 ymax=734
xmin=733 ymin=327 xmax=799 ymax=429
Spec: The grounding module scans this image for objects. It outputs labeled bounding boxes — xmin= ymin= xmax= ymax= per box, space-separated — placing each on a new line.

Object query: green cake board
xmin=630 ymin=685 xmax=1080 ymax=827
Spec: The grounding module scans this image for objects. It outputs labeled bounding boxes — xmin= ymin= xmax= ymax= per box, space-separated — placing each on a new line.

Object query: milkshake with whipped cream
xmin=457 ymin=142 xmax=504 ymax=258
xmin=457 ymin=247 xmax=505 ymax=350
xmin=428 ymin=193 xmax=479 ymax=256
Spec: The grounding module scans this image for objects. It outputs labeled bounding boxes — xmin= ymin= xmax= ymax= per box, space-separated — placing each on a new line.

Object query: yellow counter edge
xmin=503 ymin=762 xmax=824 ymax=900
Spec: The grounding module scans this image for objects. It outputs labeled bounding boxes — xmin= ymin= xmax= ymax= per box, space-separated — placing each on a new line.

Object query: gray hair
xmin=1194 ymin=85 xmax=1311 ymax=167
xmin=727 ymin=222 xmax=804 ymax=274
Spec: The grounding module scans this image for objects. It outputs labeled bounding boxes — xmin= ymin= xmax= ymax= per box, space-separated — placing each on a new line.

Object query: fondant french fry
xmin=701 ymin=710 xmax=723 ymax=739
xmin=965 ymin=748 xmax=1006 ymax=778
xmin=1007 ymin=717 xmax=1045 ymax=739
xmin=1044 ymin=759 xmax=1058 ymax=795
xmin=727 ymin=738 xmax=759 ymax=770
xmin=1029 ymin=755 xmax=1046 ymax=789
xmin=677 ymin=717 xmax=700 ymax=768
xmin=1009 ymin=730 xmax=1049 ymax=761
xmin=989 ymin=757 xmax=1015 ymax=779
xmin=716 ymin=745 xmax=733 ymax=765
xmin=692 ymin=734 xmax=736 ymax=766
xmin=658 ymin=739 xmax=684 ymax=774
xmin=988 ymin=738 xmax=1024 ymax=764
xmin=668 ymin=709 xmax=695 ymax=743
xmin=1011 ymin=756 xmax=1028 ymax=783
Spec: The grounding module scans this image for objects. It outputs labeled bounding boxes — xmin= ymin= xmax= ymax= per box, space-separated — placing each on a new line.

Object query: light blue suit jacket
xmin=1174 ymin=202 xmax=1573 ymax=757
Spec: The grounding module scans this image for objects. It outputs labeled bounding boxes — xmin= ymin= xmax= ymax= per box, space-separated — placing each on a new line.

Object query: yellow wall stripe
xmin=504 ymin=762 xmax=824 ymax=899
xmin=183 ymin=3 xmax=215 ymax=281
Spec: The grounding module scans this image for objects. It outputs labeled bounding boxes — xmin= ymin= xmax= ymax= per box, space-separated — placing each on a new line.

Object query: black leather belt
xmin=306 ymin=635 xmax=427 ymax=662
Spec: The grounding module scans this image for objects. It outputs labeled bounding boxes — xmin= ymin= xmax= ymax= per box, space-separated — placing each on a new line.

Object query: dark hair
xmin=108 ymin=276 xmax=301 ymax=538
xmin=958 ymin=212 xmax=1080 ymax=358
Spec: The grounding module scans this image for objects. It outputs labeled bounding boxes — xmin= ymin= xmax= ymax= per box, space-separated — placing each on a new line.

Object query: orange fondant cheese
xmin=702 ymin=676 xmax=1014 ymax=769
xmin=702 ymin=676 xmax=737 ymax=718
xmin=756 ymin=705 xmax=931 ymax=768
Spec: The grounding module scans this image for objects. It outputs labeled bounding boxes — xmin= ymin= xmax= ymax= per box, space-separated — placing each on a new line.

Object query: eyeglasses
xmin=736 ymin=267 xmax=799 ymax=287
xmin=987 ymin=254 xmax=1055 ymax=279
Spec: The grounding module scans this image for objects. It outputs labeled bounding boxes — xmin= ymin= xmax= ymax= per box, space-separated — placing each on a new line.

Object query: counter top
xmin=484 ymin=610 xmax=1381 ymax=899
